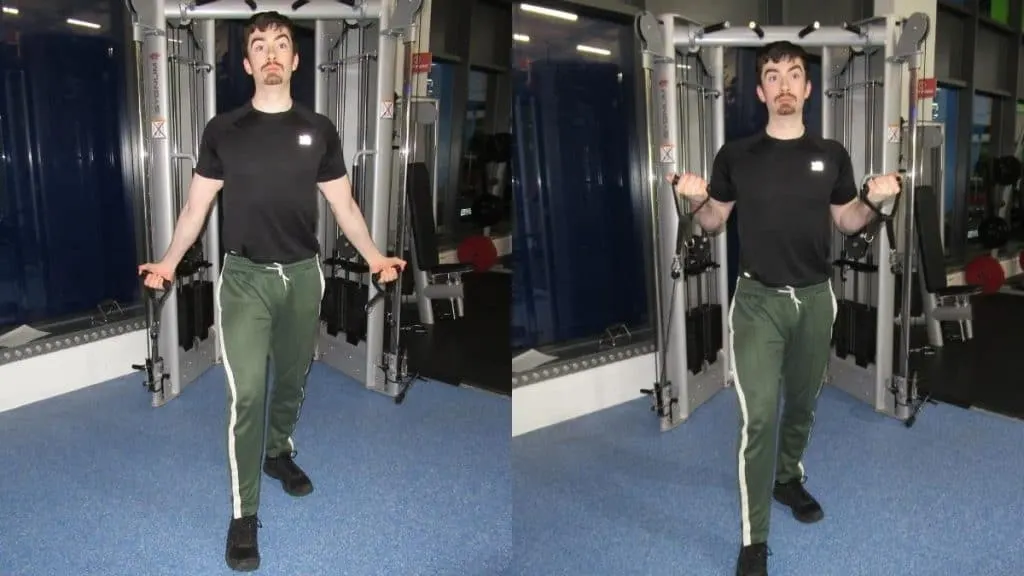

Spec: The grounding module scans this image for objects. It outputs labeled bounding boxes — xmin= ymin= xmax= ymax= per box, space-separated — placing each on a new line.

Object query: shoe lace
xmin=232 ymin=515 xmax=262 ymax=547
xmin=742 ymin=544 xmax=772 ymax=566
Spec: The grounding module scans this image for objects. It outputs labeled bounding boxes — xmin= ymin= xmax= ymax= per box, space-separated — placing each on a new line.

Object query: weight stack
xmin=686 ymin=308 xmax=704 ymax=374
xmin=833 ymin=299 xmax=854 ymax=359
xmin=703 ymin=303 xmax=723 ymax=365
xmin=192 ymin=279 xmax=214 ymax=341
xmin=321 ymin=277 xmax=347 ymax=337
xmin=853 ymin=303 xmax=876 ymax=367
xmin=178 ymin=283 xmax=196 ymax=351
xmin=342 ymin=280 xmax=369 ymax=345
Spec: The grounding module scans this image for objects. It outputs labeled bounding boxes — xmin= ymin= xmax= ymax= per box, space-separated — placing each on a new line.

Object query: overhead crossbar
xmin=165 ymin=0 xmax=383 ymax=20
xmin=669 ymin=18 xmax=887 ymax=48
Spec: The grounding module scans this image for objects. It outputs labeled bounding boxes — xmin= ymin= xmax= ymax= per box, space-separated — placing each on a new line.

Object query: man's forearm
xmin=331 ymin=197 xmax=384 ymax=262
xmin=161 ymin=202 xmax=210 ymax=268
xmin=691 ymin=199 xmax=727 ymax=234
xmin=837 ymin=199 xmax=878 ymax=234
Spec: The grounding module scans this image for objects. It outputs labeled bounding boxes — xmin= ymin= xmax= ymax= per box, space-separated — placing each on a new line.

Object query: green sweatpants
xmin=216 ymin=253 xmax=325 ymax=519
xmin=729 ymin=275 xmax=837 ymax=546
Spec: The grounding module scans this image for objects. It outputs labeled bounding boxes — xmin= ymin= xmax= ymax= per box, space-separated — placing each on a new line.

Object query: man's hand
xmin=667 ymin=172 xmax=709 ymax=206
xmin=138 ymin=261 xmax=176 ymax=290
xmin=368 ymin=256 xmax=407 ymax=283
xmin=865 ymin=172 xmax=901 ymax=205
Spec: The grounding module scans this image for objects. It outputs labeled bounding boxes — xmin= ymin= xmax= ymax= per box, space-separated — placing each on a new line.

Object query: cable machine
xmin=634 ymin=11 xmax=931 ymax=431
xmin=127 ymin=0 xmax=424 ymax=407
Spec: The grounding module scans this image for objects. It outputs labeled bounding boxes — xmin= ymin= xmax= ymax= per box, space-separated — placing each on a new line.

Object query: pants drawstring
xmin=266 ymin=263 xmax=291 ymax=290
xmin=777 ymin=285 xmax=802 ymax=313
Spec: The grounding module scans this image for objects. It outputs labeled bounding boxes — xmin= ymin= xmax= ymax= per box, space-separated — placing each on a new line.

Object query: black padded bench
xmin=406 ymin=162 xmax=475 ymax=324
xmin=915 ymin=185 xmax=982 ymax=341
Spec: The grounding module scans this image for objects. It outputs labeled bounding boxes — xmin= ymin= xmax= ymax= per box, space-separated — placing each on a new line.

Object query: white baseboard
xmin=0 ymin=329 xmax=147 ymax=414
xmin=512 ymin=352 xmax=655 ymax=437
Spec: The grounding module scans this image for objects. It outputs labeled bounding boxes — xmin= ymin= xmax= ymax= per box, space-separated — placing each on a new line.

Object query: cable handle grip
xmin=669 ymin=173 xmax=706 ymax=197
xmin=859 ymin=172 xmax=903 ymax=216
xmin=363 ymin=266 xmax=401 ymax=313
xmin=857 ymin=172 xmax=905 ymax=250
xmin=141 ymin=272 xmax=173 ymax=295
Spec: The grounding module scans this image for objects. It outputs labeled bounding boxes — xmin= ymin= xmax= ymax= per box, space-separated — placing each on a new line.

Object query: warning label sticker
xmin=659 ymin=145 xmax=675 ymax=164
xmin=151 ymin=117 xmax=166 ymax=139
xmin=381 ymin=100 xmax=394 ymax=119
xmin=886 ymin=125 xmax=900 ymax=143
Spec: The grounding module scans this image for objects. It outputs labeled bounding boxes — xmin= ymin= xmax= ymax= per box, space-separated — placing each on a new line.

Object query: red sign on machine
xmin=412 ymin=52 xmax=432 ymax=74
xmin=917 ymin=77 xmax=937 ymax=99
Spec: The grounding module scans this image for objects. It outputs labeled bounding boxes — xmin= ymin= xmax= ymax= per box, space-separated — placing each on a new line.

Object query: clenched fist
xmin=865 ymin=173 xmax=901 ymax=205
xmin=666 ymin=172 xmax=709 ymax=203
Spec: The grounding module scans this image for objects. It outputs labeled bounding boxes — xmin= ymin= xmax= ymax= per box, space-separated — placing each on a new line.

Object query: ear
xmin=243 ymin=57 xmax=254 ymax=76
xmin=755 ymin=84 xmax=767 ymax=103
xmin=804 ymin=79 xmax=812 ymax=98
xmin=292 ymin=52 xmax=299 ymax=71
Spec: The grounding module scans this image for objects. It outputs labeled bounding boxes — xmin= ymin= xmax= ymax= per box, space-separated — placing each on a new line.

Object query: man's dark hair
xmin=242 ymin=11 xmax=295 ymax=56
xmin=754 ymin=41 xmax=809 ymax=84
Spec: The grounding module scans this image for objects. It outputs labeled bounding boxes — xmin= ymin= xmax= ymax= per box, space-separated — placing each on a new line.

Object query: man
xmin=137 ymin=11 xmax=406 ymax=573
xmin=668 ymin=41 xmax=900 ymax=576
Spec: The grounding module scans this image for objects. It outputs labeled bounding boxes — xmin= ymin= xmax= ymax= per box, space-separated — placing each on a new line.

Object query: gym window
xmin=0 ymin=0 xmax=142 ymax=360
xmin=511 ymin=2 xmax=651 ymax=374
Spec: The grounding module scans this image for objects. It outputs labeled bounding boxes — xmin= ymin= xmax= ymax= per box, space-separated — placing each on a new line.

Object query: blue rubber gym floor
xmin=0 ymin=364 xmax=510 ymax=576
xmin=513 ymin=384 xmax=1024 ymax=576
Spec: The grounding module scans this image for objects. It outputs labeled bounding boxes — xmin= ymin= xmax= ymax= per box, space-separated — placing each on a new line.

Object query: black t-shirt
xmin=709 ymin=131 xmax=858 ymax=288
xmin=195 ymin=102 xmax=348 ymax=264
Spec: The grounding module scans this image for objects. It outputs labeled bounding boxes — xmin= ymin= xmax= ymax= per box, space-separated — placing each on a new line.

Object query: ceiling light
xmin=513 ymin=34 xmax=530 ymax=43
xmin=520 ymin=4 xmax=577 ymax=22
xmin=67 ymin=18 xmax=101 ymax=30
xmin=2 ymin=7 xmax=19 ymax=15
xmin=576 ymin=45 xmax=611 ymax=56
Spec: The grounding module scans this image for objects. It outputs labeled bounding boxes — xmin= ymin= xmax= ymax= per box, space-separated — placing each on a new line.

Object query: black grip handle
xmin=142 ymin=272 xmax=172 ymax=292
xmin=363 ymin=267 xmax=400 ymax=313
xmin=703 ymin=21 xmax=729 ymax=35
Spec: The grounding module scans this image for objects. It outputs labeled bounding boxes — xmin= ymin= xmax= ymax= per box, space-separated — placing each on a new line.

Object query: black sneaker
xmin=225 ymin=515 xmax=260 ymax=572
xmin=736 ymin=543 xmax=770 ymax=576
xmin=773 ymin=476 xmax=824 ymax=523
xmin=263 ymin=451 xmax=314 ymax=497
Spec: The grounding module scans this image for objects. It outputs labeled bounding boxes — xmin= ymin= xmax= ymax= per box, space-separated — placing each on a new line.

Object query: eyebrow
xmin=249 ymin=33 xmax=290 ymax=47
xmin=765 ymin=64 xmax=804 ymax=74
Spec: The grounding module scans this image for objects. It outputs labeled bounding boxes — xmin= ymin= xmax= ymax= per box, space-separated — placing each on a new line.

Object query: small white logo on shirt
xmin=810 ymin=160 xmax=824 ymax=172
xmin=298 ymin=133 xmax=312 ymax=146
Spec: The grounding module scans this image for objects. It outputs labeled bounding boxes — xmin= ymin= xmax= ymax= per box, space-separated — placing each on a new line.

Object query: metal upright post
xmin=364 ymin=2 xmax=399 ymax=394
xmin=314 ymin=19 xmax=331 ymax=253
xmin=709 ymin=45 xmax=729 ymax=393
xmin=140 ymin=0 xmax=181 ymax=403
xmin=890 ymin=13 xmax=930 ymax=424
xmin=200 ymin=18 xmax=221 ymax=363
xmin=634 ymin=13 xmax=683 ymax=431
